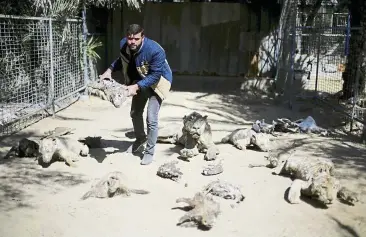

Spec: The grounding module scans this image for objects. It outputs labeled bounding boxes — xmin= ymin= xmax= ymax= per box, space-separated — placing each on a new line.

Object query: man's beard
xmin=129 ymin=43 xmax=142 ymax=53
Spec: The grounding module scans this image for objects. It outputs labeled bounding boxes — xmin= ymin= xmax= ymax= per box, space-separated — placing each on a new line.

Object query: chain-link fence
xmin=276 ymin=0 xmax=366 ymax=127
xmin=291 ymin=12 xmax=348 ymax=99
xmin=0 ymin=14 xmax=86 ymax=136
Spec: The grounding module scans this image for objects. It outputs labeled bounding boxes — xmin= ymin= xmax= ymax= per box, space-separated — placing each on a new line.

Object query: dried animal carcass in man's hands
xmin=87 ymin=78 xmax=131 ymax=108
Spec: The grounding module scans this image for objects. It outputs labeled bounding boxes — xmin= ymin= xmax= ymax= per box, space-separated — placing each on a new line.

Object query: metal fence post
xmin=314 ymin=30 xmax=321 ymax=95
xmin=288 ymin=8 xmax=297 ymax=110
xmin=82 ymin=4 xmax=89 ymax=96
xmin=351 ymin=40 xmax=366 ymax=131
xmin=49 ymin=17 xmax=55 ymax=117
xmin=344 ymin=13 xmax=351 ymax=56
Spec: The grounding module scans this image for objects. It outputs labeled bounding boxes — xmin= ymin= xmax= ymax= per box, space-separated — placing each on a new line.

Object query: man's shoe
xmin=128 ymin=137 xmax=147 ymax=153
xmin=140 ymin=153 xmax=154 ymax=165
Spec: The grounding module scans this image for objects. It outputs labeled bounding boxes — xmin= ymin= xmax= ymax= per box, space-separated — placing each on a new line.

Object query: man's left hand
xmin=126 ymin=84 xmax=139 ymax=96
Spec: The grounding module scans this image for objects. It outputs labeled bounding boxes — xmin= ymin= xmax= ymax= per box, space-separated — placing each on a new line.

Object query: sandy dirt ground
xmin=0 ymin=76 xmax=365 ymax=237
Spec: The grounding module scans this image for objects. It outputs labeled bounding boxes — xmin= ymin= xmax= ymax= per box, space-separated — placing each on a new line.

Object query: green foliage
xmin=86 ymin=0 xmax=143 ymax=10
xmin=86 ymin=36 xmax=103 ymax=62
xmin=32 ymin=0 xmax=82 ymax=18
xmin=0 ymin=0 xmax=143 ymax=94
xmin=0 ymin=0 xmax=143 ymax=17
xmin=0 ymin=0 xmax=34 ymax=16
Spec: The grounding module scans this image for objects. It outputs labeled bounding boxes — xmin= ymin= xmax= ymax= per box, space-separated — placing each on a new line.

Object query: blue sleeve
xmin=137 ymin=49 xmax=166 ymax=88
xmin=109 ymin=38 xmax=127 ymax=72
xmin=110 ymin=58 xmax=122 ymax=72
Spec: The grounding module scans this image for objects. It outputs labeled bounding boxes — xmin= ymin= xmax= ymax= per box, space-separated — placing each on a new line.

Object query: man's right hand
xmin=99 ymin=68 xmax=112 ymax=81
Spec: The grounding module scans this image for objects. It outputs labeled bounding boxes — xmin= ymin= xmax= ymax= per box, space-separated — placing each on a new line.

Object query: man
xmin=99 ymin=24 xmax=173 ymax=165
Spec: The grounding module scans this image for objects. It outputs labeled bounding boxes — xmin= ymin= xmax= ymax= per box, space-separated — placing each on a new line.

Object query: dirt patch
xmin=0 ymin=86 xmax=365 ymax=237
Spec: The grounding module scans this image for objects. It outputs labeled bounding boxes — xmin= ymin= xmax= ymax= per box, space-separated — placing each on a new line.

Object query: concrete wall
xmin=100 ymin=2 xmax=280 ymax=79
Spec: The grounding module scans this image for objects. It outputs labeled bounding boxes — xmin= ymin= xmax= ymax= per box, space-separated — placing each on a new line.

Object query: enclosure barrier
xmin=276 ymin=2 xmax=366 ymax=128
xmin=0 ymin=14 xmax=86 ymax=136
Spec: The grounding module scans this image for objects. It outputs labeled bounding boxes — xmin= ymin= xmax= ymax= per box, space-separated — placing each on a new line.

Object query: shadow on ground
xmin=172 ymin=75 xmax=366 ymax=165
xmin=329 ymin=216 xmax=363 ymax=237
xmin=170 ymin=75 xmax=357 ymax=132
xmin=88 ymin=138 xmax=133 ymax=163
xmin=171 ymin=75 xmax=366 ymax=194
xmin=54 ymin=114 xmax=93 ymax=121
xmin=0 ymin=131 xmax=42 ymax=158
xmin=0 ymin=158 xmax=87 ymax=212
xmin=169 ymin=75 xmax=281 ymax=123
xmin=270 ymin=134 xmax=366 ymax=194
xmin=171 ymin=75 xmax=245 ymax=95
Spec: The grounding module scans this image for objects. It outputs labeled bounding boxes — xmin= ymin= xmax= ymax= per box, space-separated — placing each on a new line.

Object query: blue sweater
xmin=110 ymin=37 xmax=173 ymax=89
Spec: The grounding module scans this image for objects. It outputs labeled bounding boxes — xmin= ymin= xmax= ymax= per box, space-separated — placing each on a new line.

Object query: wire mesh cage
xmin=275 ymin=0 xmax=366 ymax=127
xmin=52 ymin=19 xmax=84 ymax=101
xmin=0 ymin=15 xmax=85 ymax=136
xmin=293 ymin=12 xmax=348 ymax=98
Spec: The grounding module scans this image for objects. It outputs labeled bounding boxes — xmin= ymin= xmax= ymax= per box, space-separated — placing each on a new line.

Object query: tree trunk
xmin=341 ymin=0 xmax=366 ymax=100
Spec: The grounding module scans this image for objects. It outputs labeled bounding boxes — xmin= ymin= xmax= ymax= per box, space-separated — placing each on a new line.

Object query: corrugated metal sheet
xmin=105 ymin=2 xmax=280 ymax=77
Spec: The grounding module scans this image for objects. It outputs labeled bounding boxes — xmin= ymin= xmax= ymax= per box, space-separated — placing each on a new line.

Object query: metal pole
xmin=350 ymin=64 xmax=360 ymax=132
xmin=351 ymin=40 xmax=366 ymax=132
xmin=314 ymin=31 xmax=321 ymax=95
xmin=346 ymin=14 xmax=353 ymax=131
xmin=344 ymin=13 xmax=351 ymax=56
xmin=82 ymin=4 xmax=89 ymax=98
xmin=274 ymin=0 xmax=289 ymax=84
xmin=49 ymin=17 xmax=55 ymax=117
xmin=288 ymin=4 xmax=297 ymax=110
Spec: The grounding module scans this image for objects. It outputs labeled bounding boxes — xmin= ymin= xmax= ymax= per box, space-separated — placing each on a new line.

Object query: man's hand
xmin=99 ymin=68 xmax=112 ymax=81
xmin=126 ymin=84 xmax=139 ymax=96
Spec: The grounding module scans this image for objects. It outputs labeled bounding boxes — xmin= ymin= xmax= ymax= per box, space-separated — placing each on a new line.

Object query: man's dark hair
xmin=126 ymin=24 xmax=144 ymax=36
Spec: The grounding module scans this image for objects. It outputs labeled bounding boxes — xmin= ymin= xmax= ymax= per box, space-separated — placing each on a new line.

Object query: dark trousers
xmin=130 ymin=87 xmax=162 ymax=155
